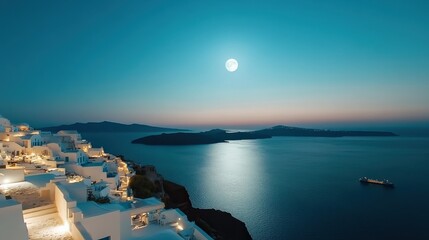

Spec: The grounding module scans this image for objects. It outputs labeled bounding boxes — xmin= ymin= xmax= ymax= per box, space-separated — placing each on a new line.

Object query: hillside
xmin=254 ymin=125 xmax=398 ymax=137
xmin=132 ymin=129 xmax=271 ymax=145
xmin=40 ymin=121 xmax=187 ymax=133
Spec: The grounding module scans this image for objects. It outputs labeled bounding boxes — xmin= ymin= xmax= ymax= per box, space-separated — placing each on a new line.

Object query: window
xmin=98 ymin=237 xmax=110 ymax=240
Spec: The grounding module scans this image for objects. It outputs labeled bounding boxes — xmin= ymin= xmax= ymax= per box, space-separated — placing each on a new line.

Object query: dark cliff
xmin=163 ymin=180 xmax=252 ymax=240
xmin=40 ymin=121 xmax=187 ymax=133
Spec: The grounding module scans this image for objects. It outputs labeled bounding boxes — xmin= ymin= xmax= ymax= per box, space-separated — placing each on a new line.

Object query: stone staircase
xmin=23 ymin=203 xmax=57 ymax=221
xmin=23 ymin=203 xmax=73 ymax=240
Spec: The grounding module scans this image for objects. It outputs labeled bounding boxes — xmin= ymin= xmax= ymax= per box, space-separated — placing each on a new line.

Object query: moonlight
xmin=225 ymin=58 xmax=238 ymax=72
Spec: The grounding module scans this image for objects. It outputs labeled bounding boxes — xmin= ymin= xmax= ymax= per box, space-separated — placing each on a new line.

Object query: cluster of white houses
xmin=0 ymin=115 xmax=212 ymax=240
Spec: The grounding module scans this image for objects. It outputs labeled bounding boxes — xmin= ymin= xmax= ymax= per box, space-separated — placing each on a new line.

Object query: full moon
xmin=225 ymin=58 xmax=238 ymax=72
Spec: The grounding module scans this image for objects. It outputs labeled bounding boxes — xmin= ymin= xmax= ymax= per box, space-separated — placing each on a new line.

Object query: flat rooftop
xmin=77 ymin=197 xmax=164 ymax=218
xmin=81 ymin=162 xmax=104 ymax=167
xmin=129 ymin=223 xmax=183 ymax=240
xmin=25 ymin=173 xmax=55 ymax=188
xmin=137 ymin=229 xmax=183 ymax=240
xmin=77 ymin=201 xmax=112 ymax=218
xmin=0 ymin=197 xmax=20 ymax=208
xmin=0 ymin=181 xmax=51 ymax=209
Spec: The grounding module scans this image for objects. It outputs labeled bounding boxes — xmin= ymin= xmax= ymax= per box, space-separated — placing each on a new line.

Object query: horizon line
xmin=32 ymin=119 xmax=429 ymax=130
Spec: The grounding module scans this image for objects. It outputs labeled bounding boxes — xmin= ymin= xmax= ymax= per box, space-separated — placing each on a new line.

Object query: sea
xmin=81 ymin=131 xmax=429 ymax=240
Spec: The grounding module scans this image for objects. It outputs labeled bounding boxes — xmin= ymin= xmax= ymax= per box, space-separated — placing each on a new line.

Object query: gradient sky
xmin=1 ymin=0 xmax=428 ymax=128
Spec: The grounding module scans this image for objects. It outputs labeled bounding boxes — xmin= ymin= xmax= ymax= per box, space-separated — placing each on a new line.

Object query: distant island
xmin=40 ymin=121 xmax=187 ymax=133
xmin=253 ymin=125 xmax=398 ymax=137
xmin=132 ymin=129 xmax=271 ymax=145
xmin=132 ymin=125 xmax=397 ymax=145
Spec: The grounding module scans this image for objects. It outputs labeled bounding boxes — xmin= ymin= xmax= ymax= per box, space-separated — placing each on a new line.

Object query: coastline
xmin=163 ymin=180 xmax=252 ymax=240
xmin=122 ymin=156 xmax=252 ymax=240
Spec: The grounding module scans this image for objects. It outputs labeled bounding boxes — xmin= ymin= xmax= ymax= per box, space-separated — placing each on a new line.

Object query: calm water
xmin=81 ymin=132 xmax=429 ymax=240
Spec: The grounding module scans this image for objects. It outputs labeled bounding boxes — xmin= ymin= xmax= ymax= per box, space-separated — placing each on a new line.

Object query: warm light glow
xmin=67 ymin=175 xmax=84 ymax=183
xmin=177 ymin=224 xmax=184 ymax=231
xmin=11 ymin=133 xmax=25 ymax=137
xmin=64 ymin=222 xmax=70 ymax=231
xmin=45 ymin=223 xmax=69 ymax=235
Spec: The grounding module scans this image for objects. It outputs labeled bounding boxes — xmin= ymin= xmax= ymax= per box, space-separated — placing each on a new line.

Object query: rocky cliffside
xmin=124 ymin=159 xmax=252 ymax=240
xmin=163 ymin=180 xmax=252 ymax=240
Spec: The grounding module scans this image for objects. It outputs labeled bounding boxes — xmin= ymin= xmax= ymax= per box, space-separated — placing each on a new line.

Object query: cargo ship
xmin=359 ymin=177 xmax=394 ymax=187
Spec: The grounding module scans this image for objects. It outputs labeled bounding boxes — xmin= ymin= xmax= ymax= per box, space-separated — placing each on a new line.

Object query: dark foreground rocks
xmin=163 ymin=180 xmax=252 ymax=240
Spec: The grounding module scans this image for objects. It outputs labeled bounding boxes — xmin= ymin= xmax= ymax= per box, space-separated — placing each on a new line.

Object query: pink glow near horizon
xmin=132 ymin=107 xmax=429 ymax=127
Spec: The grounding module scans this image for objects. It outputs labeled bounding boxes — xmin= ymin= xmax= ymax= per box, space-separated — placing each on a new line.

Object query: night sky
xmin=1 ymin=0 xmax=428 ymax=128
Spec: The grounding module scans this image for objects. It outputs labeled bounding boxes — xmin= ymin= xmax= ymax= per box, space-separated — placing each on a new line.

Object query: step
xmin=22 ymin=203 xmax=56 ymax=214
xmin=23 ymin=206 xmax=57 ymax=219
xmin=24 ymin=212 xmax=59 ymax=223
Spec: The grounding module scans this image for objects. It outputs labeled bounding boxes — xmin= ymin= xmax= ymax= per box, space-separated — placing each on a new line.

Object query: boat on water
xmin=359 ymin=177 xmax=394 ymax=188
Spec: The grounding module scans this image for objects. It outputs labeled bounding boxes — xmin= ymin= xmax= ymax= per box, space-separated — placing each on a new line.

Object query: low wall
xmin=71 ymin=222 xmax=93 ymax=240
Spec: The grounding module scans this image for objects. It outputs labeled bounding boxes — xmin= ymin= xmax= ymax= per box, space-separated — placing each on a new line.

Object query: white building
xmin=0 ymin=194 xmax=28 ymax=240
xmin=76 ymin=140 xmax=92 ymax=153
xmin=20 ymin=134 xmax=43 ymax=148
xmin=0 ymin=116 xmax=213 ymax=240
xmin=56 ymin=130 xmax=82 ymax=143
xmin=0 ymin=115 xmax=12 ymax=132
xmin=87 ymin=147 xmax=104 ymax=158
xmin=0 ymin=140 xmax=24 ymax=156
xmin=67 ymin=161 xmax=120 ymax=189
xmin=42 ymin=179 xmax=212 ymax=240
xmin=16 ymin=123 xmax=31 ymax=132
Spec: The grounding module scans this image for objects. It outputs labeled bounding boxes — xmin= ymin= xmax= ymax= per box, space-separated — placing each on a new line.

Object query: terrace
xmin=0 ymin=174 xmax=55 ymax=209
xmin=81 ymin=161 xmax=104 ymax=167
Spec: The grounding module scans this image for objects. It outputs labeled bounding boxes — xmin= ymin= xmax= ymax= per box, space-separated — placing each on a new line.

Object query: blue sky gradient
xmin=1 ymin=0 xmax=428 ymax=128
